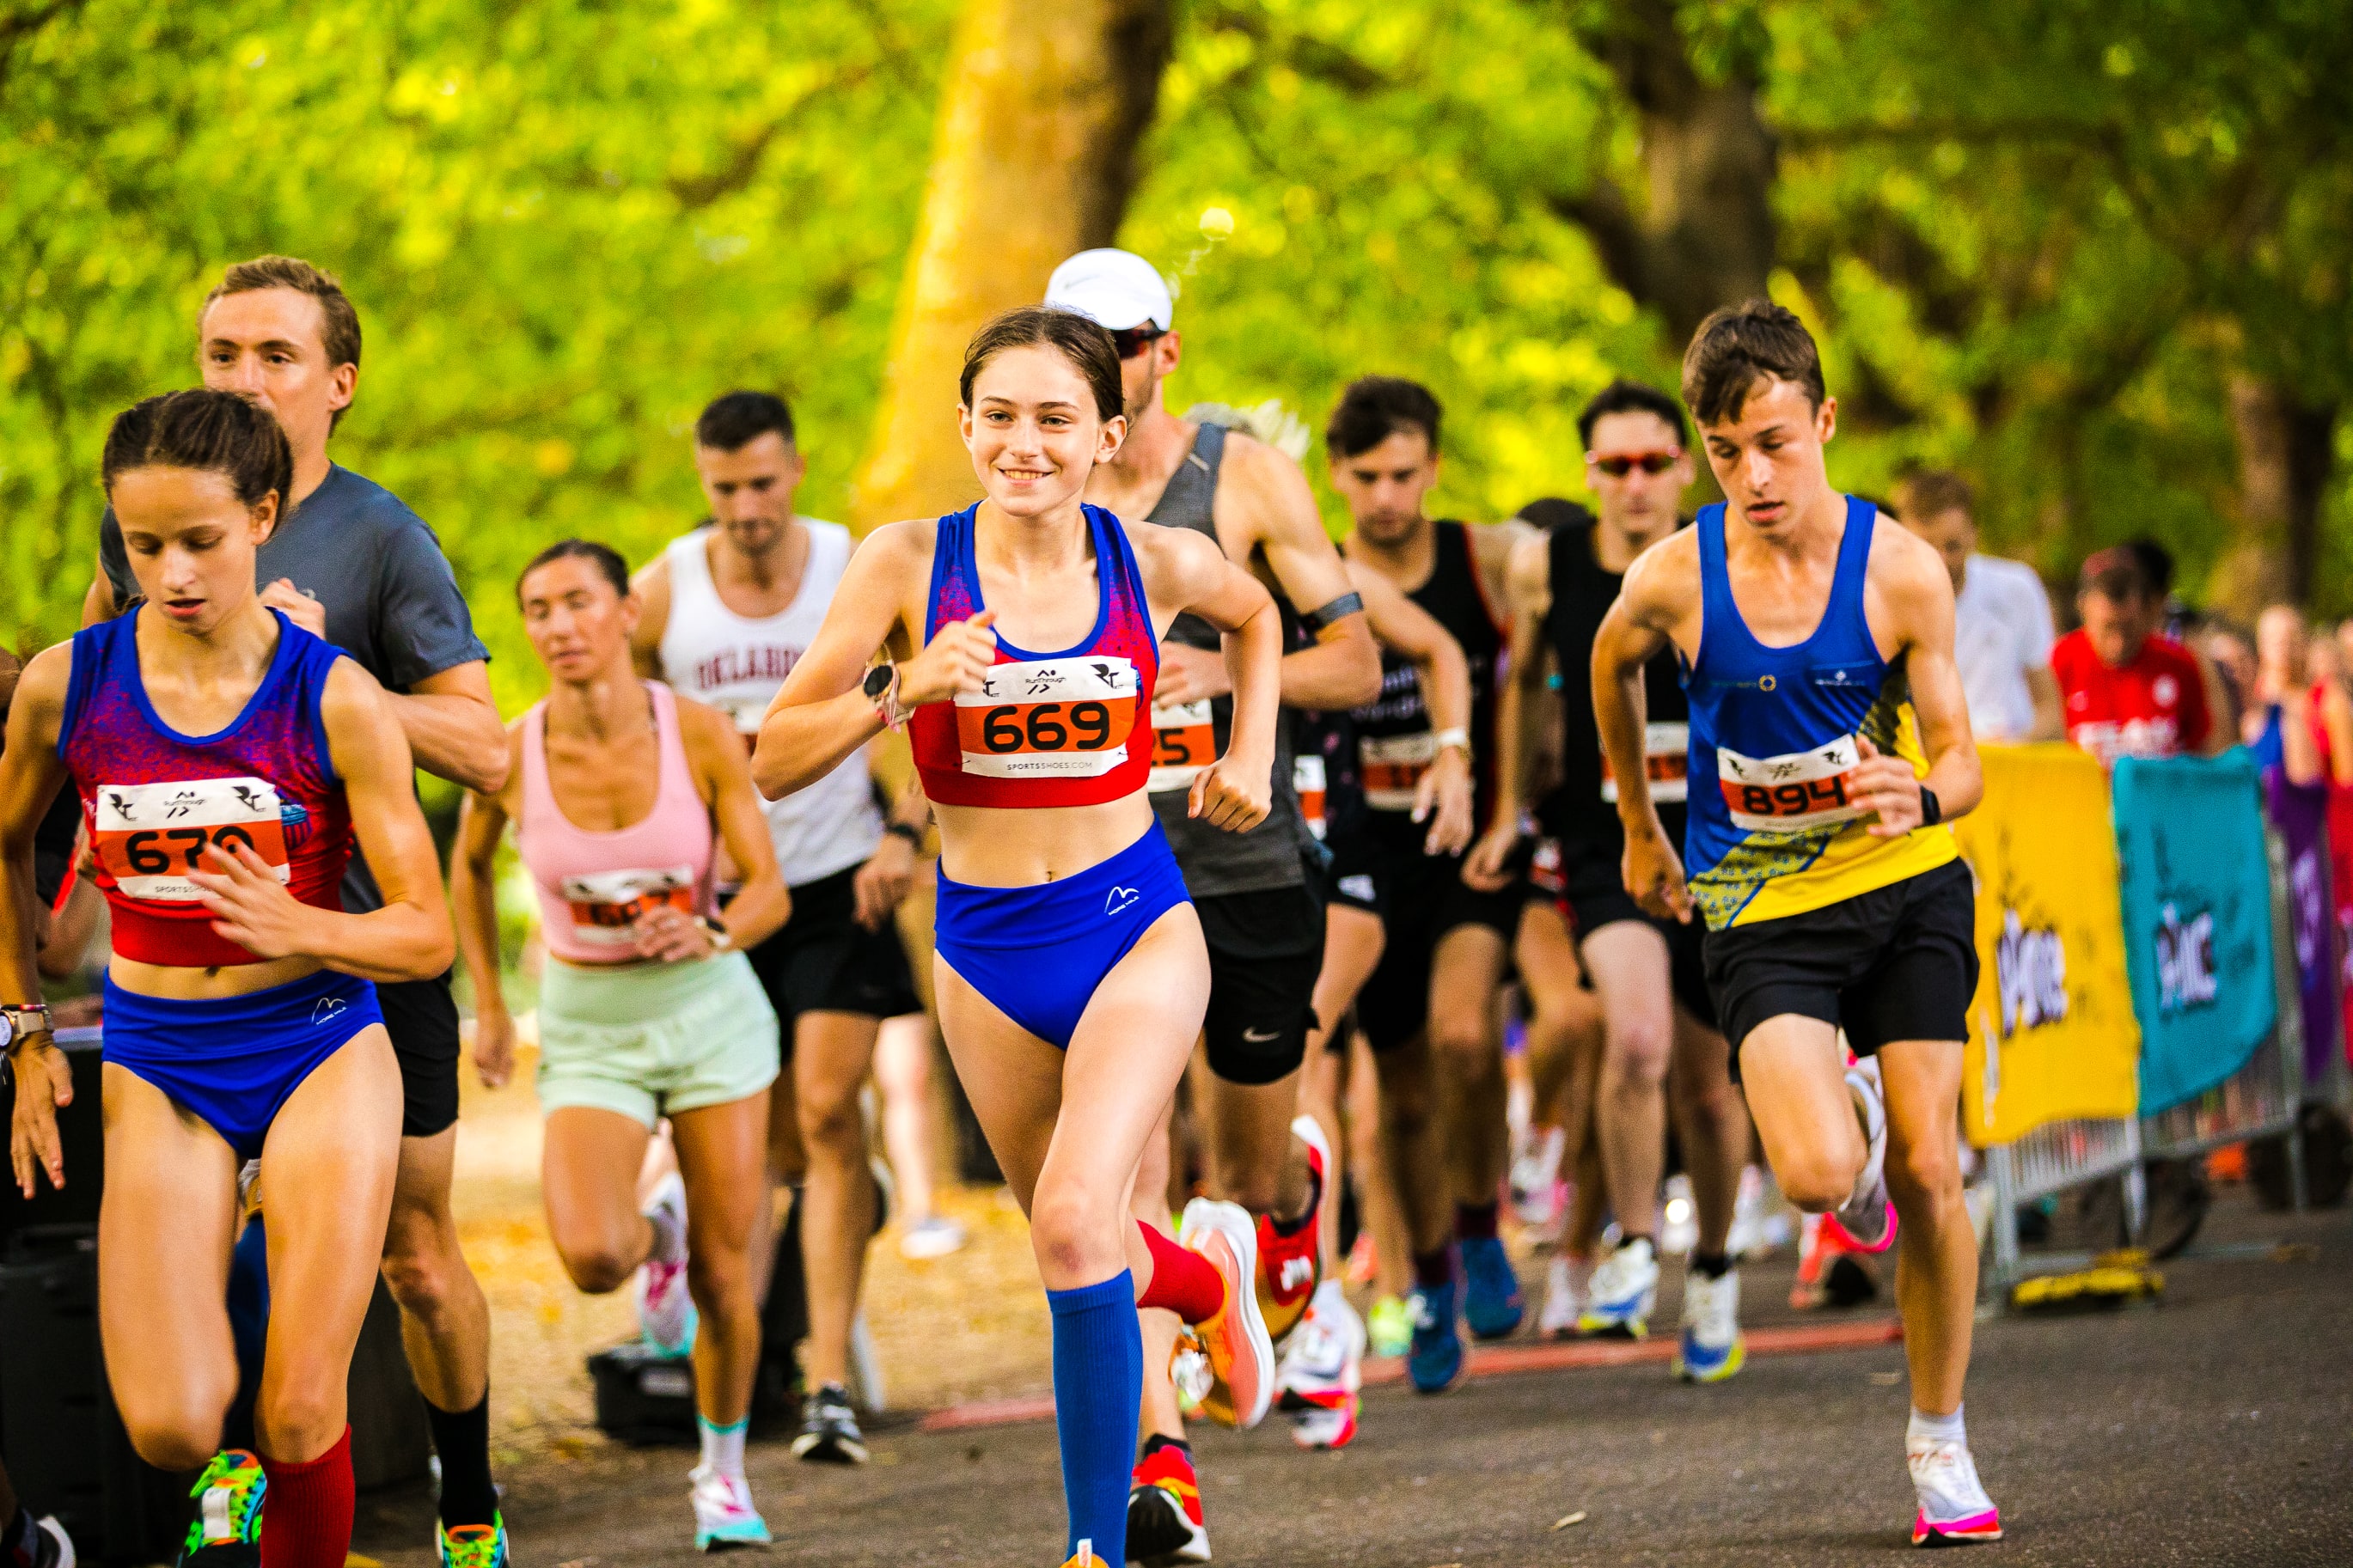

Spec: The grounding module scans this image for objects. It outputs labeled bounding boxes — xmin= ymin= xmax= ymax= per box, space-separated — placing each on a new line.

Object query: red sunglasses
xmin=1587 ymin=449 xmax=1682 ymax=477
xmin=1109 ymin=324 xmax=1165 ymax=360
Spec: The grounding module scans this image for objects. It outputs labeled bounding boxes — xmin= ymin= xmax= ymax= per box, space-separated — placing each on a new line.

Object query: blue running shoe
xmin=1459 ymin=1235 xmax=1524 ymax=1340
xmin=1406 ymin=1280 xmax=1463 ymax=1393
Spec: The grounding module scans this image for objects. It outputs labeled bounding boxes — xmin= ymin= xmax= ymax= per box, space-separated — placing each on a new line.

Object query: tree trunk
xmin=2211 ymin=372 xmax=2338 ymax=619
xmin=847 ymin=0 xmax=1172 ymax=530
xmin=1555 ymin=0 xmax=1777 ymax=348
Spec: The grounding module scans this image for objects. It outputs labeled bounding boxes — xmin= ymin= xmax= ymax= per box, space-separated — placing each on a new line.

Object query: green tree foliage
xmin=1 ymin=0 xmax=956 ymax=702
xmin=7 ymin=0 xmax=2349 ymax=708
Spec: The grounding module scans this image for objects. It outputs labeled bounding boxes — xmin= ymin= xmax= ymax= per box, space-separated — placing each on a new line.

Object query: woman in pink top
xmin=450 ymin=540 xmax=789 ymax=1549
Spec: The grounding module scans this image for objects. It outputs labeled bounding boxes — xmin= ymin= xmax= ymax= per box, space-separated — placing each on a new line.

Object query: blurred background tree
xmin=6 ymin=0 xmax=2349 ymax=723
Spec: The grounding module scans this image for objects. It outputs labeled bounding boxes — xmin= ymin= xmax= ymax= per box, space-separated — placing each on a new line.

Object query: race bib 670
xmin=954 ymin=658 xmax=1140 ymax=780
xmin=93 ymin=777 xmax=294 ymax=901
xmin=1716 ymin=734 xmax=1867 ymax=833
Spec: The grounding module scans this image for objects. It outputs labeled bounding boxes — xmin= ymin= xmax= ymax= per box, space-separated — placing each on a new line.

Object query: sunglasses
xmin=1587 ymin=450 xmax=1682 ymax=478
xmin=1109 ymin=324 xmax=1165 ymax=360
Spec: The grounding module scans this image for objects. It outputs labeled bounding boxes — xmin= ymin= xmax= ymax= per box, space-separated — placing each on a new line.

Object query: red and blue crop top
xmin=57 ymin=608 xmax=356 ymax=968
xmin=909 ymin=503 xmax=1160 ymax=808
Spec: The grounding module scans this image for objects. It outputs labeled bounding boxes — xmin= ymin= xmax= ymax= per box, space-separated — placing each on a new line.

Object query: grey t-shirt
xmin=100 ymin=463 xmax=488 ymax=910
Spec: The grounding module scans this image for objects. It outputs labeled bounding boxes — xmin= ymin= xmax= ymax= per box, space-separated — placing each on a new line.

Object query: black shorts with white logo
xmin=1197 ymin=881 xmax=1327 ymax=1085
xmin=1702 ymin=858 xmax=1977 ymax=1076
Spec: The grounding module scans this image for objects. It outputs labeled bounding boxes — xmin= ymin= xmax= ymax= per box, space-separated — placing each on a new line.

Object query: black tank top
xmin=1142 ymin=419 xmax=1311 ymax=897
xmin=1538 ymin=516 xmax=1690 ymax=856
xmin=1349 ymin=520 xmax=1505 ymax=833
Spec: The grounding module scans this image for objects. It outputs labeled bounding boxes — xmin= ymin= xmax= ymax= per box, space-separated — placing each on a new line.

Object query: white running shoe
xmin=1276 ymin=1279 xmax=1364 ymax=1450
xmin=1907 ymin=1437 xmax=2003 ymax=1547
xmin=1837 ymin=1062 xmax=1893 ymax=1250
xmin=1509 ymin=1125 xmax=1565 ymax=1228
xmin=1672 ymin=1267 xmax=1746 ymax=1383
xmin=689 ymin=1463 xmax=772 ymax=1550
xmin=1539 ymin=1254 xmax=1591 ymax=1338
xmin=636 ymin=1174 xmax=697 ymax=1357
xmin=1576 ymin=1236 xmax=1659 ymax=1338
xmin=898 ymin=1214 xmax=969 ymax=1260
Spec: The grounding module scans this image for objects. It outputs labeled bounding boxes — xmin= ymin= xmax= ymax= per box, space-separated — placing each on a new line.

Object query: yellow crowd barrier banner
xmin=1956 ymin=743 xmax=2142 ymax=1145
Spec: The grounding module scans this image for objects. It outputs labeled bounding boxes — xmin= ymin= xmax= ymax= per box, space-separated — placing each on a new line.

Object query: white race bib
xmin=1359 ymin=731 xmax=1438 ymax=813
xmin=1601 ymin=721 xmax=1690 ymax=803
xmin=92 ymin=777 xmax=293 ymax=901
xmin=1146 ymin=699 xmax=1218 ymax=793
xmin=559 ymin=865 xmax=698 ymax=947
xmin=1294 ymin=753 xmax=1328 ymax=840
xmin=1715 ymin=734 xmax=1867 ymax=833
xmin=953 ymin=658 xmax=1141 ymax=779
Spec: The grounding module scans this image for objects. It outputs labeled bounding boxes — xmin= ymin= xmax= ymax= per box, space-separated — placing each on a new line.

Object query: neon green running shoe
xmin=438 ymin=1516 xmax=512 ymax=1567
xmin=1366 ymin=1294 xmax=1414 ymax=1359
xmin=181 ymin=1449 xmax=266 ymax=1555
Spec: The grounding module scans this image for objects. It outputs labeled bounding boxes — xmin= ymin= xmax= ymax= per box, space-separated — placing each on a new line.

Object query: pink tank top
xmin=518 ymin=680 xmax=716 ymax=965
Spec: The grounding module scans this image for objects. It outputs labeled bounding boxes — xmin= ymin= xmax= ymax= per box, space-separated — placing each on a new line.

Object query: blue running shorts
xmin=934 ymin=822 xmax=1193 ymax=1050
xmin=101 ymin=967 xmax=385 ymax=1161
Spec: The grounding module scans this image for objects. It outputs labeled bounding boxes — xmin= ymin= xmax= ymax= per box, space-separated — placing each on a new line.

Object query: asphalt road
xmin=355 ymin=1191 xmax=2353 ymax=1567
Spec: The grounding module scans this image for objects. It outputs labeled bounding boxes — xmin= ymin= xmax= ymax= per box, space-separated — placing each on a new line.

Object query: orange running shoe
xmin=1170 ymin=1198 xmax=1275 ymax=1429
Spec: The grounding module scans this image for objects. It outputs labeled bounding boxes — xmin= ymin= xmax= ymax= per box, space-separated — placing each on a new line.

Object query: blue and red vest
xmin=910 ymin=503 xmax=1160 ymax=809
xmin=58 ymin=608 xmax=355 ymax=968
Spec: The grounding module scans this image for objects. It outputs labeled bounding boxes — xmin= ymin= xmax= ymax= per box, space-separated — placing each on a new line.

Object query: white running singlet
xmin=657 ymin=521 xmax=883 ymax=886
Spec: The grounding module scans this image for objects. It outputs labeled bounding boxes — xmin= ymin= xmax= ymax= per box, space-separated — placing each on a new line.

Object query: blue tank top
xmin=1683 ymin=496 xmax=1955 ymax=930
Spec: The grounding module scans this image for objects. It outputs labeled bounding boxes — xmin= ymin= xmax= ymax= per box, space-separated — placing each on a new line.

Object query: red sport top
xmin=2050 ymin=626 xmax=2211 ymax=768
xmin=910 ymin=503 xmax=1159 ymax=808
xmin=57 ymin=608 xmax=355 ymax=968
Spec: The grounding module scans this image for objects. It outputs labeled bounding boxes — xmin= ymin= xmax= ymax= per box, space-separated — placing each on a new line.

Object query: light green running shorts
xmin=536 ymin=949 xmax=780 ymax=1126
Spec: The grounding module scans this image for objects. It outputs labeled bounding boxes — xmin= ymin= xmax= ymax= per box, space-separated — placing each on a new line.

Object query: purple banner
xmin=2263 ymin=772 xmax=2342 ymax=1086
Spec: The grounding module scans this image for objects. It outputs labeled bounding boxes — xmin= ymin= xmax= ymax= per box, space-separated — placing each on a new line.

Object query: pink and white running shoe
xmin=1909 ymin=1437 xmax=2003 ymax=1547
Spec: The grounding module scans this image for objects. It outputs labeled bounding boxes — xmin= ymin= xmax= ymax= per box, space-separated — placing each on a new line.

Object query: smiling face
xmin=1697 ymin=375 xmax=1837 ymax=537
xmin=521 ymin=555 xmax=638 ymax=685
xmin=199 ymin=287 xmax=354 ymax=461
xmin=694 ymin=430 xmax=804 ymax=560
xmin=112 ymin=466 xmax=278 ymax=635
xmin=960 ymin=343 xmax=1127 ymax=517
xmin=1329 ymin=427 xmax=1440 ymax=548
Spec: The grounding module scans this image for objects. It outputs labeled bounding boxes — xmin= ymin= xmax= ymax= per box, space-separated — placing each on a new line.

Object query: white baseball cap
xmin=1044 ymin=248 xmax=1174 ymax=333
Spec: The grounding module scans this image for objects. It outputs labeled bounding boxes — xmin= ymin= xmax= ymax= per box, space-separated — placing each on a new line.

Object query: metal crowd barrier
xmin=1985 ymin=831 xmax=2309 ymax=1293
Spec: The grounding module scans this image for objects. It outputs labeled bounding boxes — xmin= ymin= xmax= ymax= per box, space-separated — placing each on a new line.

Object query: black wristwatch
xmin=1919 ymin=784 xmax=1942 ymax=827
xmin=862 ymin=663 xmax=896 ymax=703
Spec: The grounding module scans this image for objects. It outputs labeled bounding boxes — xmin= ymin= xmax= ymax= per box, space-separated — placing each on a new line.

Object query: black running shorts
xmin=1196 ymin=882 xmax=1327 ymax=1086
xmin=380 ymin=971 xmax=462 ymax=1139
xmin=1702 ymin=858 xmax=1977 ymax=1071
xmin=1553 ymin=837 xmax=1717 ymax=1030
xmin=743 ymin=862 xmax=924 ymax=1057
xmin=1354 ymin=820 xmax=1526 ymax=1054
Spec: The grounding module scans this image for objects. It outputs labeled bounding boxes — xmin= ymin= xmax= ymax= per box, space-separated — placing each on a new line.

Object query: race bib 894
xmin=954 ymin=657 xmax=1140 ymax=780
xmin=1716 ymin=734 xmax=1867 ymax=833
xmin=92 ymin=777 xmax=294 ymax=901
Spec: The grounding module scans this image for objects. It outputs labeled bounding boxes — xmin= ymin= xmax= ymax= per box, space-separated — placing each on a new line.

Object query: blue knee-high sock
xmin=1047 ymin=1272 xmax=1141 ymax=1563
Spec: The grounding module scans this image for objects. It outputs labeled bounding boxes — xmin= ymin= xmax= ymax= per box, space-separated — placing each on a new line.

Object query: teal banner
xmin=2112 ymin=751 xmax=2276 ymax=1114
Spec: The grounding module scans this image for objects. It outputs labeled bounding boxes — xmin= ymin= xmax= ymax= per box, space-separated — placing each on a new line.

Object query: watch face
xmin=0 ymin=1015 xmax=15 ymax=1052
xmin=863 ymin=666 xmax=892 ymax=700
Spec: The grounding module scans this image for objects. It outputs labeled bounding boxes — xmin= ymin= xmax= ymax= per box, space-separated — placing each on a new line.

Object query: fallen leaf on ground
xmin=1551 ymin=1510 xmax=1590 ymax=1530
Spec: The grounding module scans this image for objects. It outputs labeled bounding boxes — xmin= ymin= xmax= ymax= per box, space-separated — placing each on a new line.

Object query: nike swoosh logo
xmin=1242 ymin=1026 xmax=1281 ymax=1043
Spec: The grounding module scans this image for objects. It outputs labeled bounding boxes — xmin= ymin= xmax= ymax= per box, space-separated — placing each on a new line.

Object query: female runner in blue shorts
xmin=754 ymin=307 xmax=1284 ymax=1568
xmin=0 ymin=390 xmax=454 ymax=1567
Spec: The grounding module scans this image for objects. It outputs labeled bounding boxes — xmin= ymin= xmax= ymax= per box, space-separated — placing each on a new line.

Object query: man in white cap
xmin=1047 ymin=249 xmax=1380 ymax=1560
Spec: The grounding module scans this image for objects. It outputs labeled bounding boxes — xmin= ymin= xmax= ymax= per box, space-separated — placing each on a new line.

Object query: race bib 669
xmin=93 ymin=777 xmax=294 ymax=901
xmin=1716 ymin=734 xmax=1867 ymax=833
xmin=954 ymin=657 xmax=1140 ymax=780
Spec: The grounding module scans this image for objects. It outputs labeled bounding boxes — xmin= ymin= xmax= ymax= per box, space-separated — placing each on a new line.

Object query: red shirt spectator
xmin=2052 ymin=546 xmax=2222 ymax=768
xmin=2052 ymin=628 xmax=2211 ymax=765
